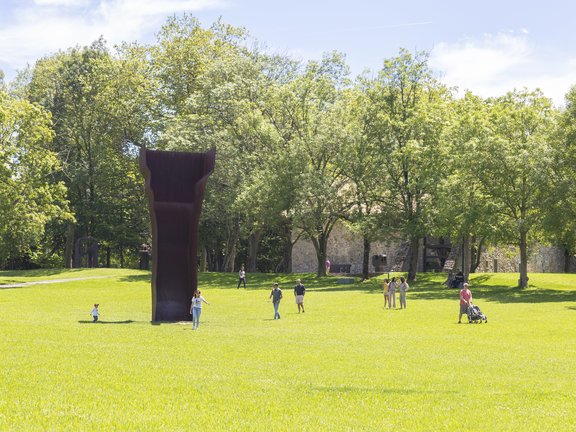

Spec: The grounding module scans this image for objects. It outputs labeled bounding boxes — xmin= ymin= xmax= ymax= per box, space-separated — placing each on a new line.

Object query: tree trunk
xmin=312 ymin=231 xmax=328 ymax=277
xmin=462 ymin=234 xmax=472 ymax=282
xmin=199 ymin=246 xmax=207 ymax=272
xmin=64 ymin=223 xmax=75 ymax=268
xmin=223 ymin=219 xmax=240 ymax=273
xmin=518 ymin=229 xmax=529 ymax=288
xmin=564 ymin=246 xmax=571 ymax=273
xmin=247 ymin=231 xmax=262 ymax=273
xmin=470 ymin=237 xmax=484 ymax=273
xmin=362 ymin=237 xmax=370 ymax=280
xmin=282 ymin=238 xmax=293 ymax=274
xmin=407 ymin=236 xmax=419 ymax=283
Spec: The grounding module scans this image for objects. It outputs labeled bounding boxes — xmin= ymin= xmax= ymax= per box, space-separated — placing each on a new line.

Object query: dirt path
xmin=0 ymin=276 xmax=113 ymax=288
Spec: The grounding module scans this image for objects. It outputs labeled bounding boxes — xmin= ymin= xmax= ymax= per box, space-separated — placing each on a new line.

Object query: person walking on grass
xmin=237 ymin=264 xmax=246 ymax=289
xmin=458 ymin=283 xmax=472 ymax=324
xmin=399 ymin=277 xmax=409 ymax=309
xmin=190 ymin=290 xmax=210 ymax=330
xmin=388 ymin=277 xmax=397 ymax=309
xmin=270 ymin=283 xmax=283 ymax=319
xmin=90 ymin=304 xmax=99 ymax=322
xmin=294 ymin=278 xmax=306 ymax=313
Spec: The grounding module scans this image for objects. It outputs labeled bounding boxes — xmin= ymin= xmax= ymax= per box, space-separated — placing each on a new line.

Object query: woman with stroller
xmin=458 ymin=282 xmax=472 ymax=323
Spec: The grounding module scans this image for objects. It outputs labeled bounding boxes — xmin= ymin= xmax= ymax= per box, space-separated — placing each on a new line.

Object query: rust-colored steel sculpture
xmin=140 ymin=148 xmax=215 ymax=322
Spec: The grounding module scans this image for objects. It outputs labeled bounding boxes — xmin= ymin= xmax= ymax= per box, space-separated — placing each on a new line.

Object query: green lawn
xmin=0 ymin=269 xmax=575 ymax=431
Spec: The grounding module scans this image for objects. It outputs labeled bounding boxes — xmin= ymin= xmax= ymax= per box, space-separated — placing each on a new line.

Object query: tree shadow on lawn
xmin=409 ymin=274 xmax=576 ymax=304
xmin=312 ymin=384 xmax=456 ymax=395
xmin=0 ymin=268 xmax=94 ymax=286
xmin=78 ymin=320 xmax=135 ymax=324
xmin=119 ymin=274 xmax=151 ymax=283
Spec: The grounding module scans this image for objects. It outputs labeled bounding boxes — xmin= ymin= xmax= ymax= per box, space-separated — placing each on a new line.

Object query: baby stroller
xmin=467 ymin=303 xmax=487 ymax=323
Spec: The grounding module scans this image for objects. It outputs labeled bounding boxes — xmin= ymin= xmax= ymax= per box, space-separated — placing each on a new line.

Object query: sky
xmin=1 ymin=0 xmax=576 ymax=106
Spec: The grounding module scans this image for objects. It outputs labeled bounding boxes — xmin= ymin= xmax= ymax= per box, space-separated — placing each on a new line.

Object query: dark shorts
xmin=460 ymin=303 xmax=469 ymax=314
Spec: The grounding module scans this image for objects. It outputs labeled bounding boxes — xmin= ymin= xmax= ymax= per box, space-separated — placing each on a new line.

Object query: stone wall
xmin=292 ymin=222 xmax=572 ymax=274
xmin=292 ymin=223 xmax=405 ymax=274
xmin=476 ymin=245 xmax=567 ymax=273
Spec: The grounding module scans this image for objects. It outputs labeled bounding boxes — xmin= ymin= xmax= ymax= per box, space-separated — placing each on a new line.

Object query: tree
xmin=26 ymin=39 xmax=152 ymax=267
xmin=364 ymin=49 xmax=452 ymax=282
xmin=542 ymin=86 xmax=576 ymax=271
xmin=260 ymin=53 xmax=355 ymax=277
xmin=0 ymin=90 xmax=71 ymax=267
xmin=472 ymin=89 xmax=557 ymax=287
xmin=438 ymin=92 xmax=505 ymax=278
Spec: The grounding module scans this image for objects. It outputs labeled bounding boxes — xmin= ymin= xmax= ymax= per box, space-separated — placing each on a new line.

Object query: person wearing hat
xmin=458 ymin=282 xmax=473 ymax=323
xmin=269 ymin=283 xmax=283 ymax=319
xmin=294 ymin=278 xmax=306 ymax=313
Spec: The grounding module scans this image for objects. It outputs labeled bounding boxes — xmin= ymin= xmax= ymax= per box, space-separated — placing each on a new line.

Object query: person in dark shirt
xmin=294 ymin=278 xmax=306 ymax=313
xmin=269 ymin=283 xmax=283 ymax=319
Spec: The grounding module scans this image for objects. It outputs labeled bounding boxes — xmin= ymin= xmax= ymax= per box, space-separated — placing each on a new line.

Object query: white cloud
xmin=0 ymin=0 xmax=227 ymax=80
xmin=430 ymin=31 xmax=576 ymax=106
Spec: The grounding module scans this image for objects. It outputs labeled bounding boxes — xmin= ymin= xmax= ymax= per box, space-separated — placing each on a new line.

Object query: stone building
xmin=292 ymin=222 xmax=576 ymax=274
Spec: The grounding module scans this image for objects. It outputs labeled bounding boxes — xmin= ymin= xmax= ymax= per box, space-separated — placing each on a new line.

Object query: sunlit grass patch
xmin=0 ymin=269 xmax=574 ymax=431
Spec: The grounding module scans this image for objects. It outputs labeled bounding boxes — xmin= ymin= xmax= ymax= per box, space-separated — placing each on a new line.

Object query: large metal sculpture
xmin=140 ymin=148 xmax=215 ymax=322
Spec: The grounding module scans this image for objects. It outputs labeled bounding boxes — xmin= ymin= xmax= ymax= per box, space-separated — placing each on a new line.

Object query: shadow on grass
xmin=408 ymin=275 xmax=576 ymax=304
xmin=119 ymin=274 xmax=151 ymax=283
xmin=78 ymin=320 xmax=135 ymax=324
xmin=0 ymin=268 xmax=89 ymax=278
xmin=311 ymin=385 xmax=456 ymax=395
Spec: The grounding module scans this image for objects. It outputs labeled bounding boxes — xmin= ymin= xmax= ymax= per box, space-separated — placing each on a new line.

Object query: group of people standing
xmin=382 ymin=276 xmax=410 ymax=309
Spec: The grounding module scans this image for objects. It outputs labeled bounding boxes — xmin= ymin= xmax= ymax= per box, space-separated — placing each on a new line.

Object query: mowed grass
xmin=0 ymin=269 xmax=575 ymax=431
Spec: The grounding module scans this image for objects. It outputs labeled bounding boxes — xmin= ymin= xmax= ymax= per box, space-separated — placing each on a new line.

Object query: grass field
xmin=1 ymin=269 xmax=575 ymax=431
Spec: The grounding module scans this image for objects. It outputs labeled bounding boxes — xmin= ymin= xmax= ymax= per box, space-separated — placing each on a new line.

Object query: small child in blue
xmin=91 ymin=304 xmax=99 ymax=322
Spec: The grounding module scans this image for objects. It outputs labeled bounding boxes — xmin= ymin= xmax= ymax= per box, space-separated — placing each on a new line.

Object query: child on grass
xmin=91 ymin=304 xmax=99 ymax=323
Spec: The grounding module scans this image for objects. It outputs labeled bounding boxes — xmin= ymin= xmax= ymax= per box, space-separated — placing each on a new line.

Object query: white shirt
xmin=91 ymin=307 xmax=99 ymax=317
xmin=191 ymin=296 xmax=208 ymax=309
xmin=239 ymin=270 xmax=245 ymax=278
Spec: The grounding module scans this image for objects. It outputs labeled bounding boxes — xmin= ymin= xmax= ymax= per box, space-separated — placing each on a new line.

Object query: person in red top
xmin=458 ymin=282 xmax=473 ymax=323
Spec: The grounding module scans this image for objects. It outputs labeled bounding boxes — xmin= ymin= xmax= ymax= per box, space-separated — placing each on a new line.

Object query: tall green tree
xmin=0 ymin=90 xmax=71 ymax=267
xmin=472 ymin=89 xmax=557 ymax=287
xmin=364 ymin=49 xmax=452 ymax=282
xmin=542 ymin=86 xmax=576 ymax=271
xmin=26 ymin=39 xmax=151 ymax=267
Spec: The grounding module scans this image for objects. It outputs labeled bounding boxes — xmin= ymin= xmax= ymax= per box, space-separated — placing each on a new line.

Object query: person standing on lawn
xmin=269 ymin=283 xmax=283 ymax=319
xmin=90 ymin=304 xmax=99 ymax=323
xmin=383 ymin=278 xmax=390 ymax=308
xmin=190 ymin=290 xmax=210 ymax=330
xmin=399 ymin=277 xmax=409 ymax=309
xmin=237 ymin=264 xmax=246 ymax=289
xmin=294 ymin=279 xmax=306 ymax=313
xmin=388 ymin=277 xmax=397 ymax=309
xmin=458 ymin=283 xmax=473 ymax=323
